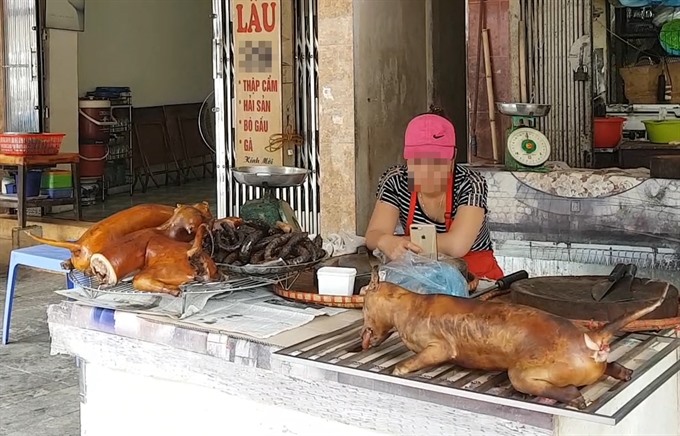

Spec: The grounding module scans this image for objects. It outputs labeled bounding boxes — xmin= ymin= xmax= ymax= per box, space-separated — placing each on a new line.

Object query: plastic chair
xmin=2 ymin=244 xmax=75 ymax=345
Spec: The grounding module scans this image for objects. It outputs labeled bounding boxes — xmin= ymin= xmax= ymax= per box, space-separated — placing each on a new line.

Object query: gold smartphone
xmin=410 ymin=224 xmax=437 ymax=259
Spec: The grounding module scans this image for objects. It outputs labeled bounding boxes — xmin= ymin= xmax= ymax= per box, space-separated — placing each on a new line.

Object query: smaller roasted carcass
xmin=26 ymin=201 xmax=213 ymax=273
xmin=27 ymin=203 xmax=175 ymax=272
xmin=132 ymin=224 xmax=221 ymax=296
xmin=89 ymin=204 xmax=213 ymax=285
xmin=360 ymin=268 xmax=668 ymax=409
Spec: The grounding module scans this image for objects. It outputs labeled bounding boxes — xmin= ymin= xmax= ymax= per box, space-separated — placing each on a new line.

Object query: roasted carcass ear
xmin=132 ymin=223 xmax=221 ymax=296
xmin=89 ymin=204 xmax=213 ymax=286
xmin=26 ymin=204 xmax=176 ymax=273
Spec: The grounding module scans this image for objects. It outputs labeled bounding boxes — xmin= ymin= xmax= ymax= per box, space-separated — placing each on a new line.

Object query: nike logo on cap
xmin=433 ymin=134 xmax=444 ymax=139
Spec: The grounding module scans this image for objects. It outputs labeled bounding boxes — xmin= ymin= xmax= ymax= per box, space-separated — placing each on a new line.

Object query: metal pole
xmin=212 ymin=0 xmax=229 ymax=218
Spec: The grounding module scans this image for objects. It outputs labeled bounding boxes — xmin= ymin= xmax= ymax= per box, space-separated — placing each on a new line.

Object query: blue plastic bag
xmin=379 ymin=251 xmax=469 ymax=297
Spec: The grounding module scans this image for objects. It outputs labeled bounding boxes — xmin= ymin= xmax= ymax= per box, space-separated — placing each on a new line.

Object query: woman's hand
xmin=377 ymin=235 xmax=422 ymax=260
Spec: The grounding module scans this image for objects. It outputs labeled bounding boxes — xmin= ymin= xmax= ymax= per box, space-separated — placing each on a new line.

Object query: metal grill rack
xmin=275 ymin=320 xmax=680 ymax=426
xmin=68 ymin=269 xmax=292 ymax=300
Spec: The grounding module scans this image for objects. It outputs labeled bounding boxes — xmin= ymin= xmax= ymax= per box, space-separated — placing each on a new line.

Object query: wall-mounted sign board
xmin=232 ymin=0 xmax=296 ymax=167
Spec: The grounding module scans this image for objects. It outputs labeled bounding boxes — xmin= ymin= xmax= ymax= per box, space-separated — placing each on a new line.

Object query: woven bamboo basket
xmin=619 ymin=60 xmax=662 ymax=104
xmin=273 ymin=271 xmax=480 ymax=309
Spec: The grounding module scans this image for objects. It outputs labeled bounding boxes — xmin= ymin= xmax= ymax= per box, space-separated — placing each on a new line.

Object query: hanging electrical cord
xmin=595 ymin=19 xmax=663 ymax=61
xmin=266 ymin=125 xmax=304 ymax=153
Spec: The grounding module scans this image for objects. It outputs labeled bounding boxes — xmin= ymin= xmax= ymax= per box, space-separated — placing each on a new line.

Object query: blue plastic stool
xmin=2 ymin=244 xmax=75 ymax=345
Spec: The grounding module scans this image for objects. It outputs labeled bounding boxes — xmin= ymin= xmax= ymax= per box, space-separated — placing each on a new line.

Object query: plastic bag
xmin=654 ymin=6 xmax=680 ymax=27
xmin=379 ymin=251 xmax=469 ymax=297
xmin=319 ymin=232 xmax=366 ymax=257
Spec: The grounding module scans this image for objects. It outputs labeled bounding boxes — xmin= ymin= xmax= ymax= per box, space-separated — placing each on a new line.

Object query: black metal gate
xmin=211 ymin=0 xmax=320 ymax=232
xmin=520 ymin=0 xmax=594 ymax=168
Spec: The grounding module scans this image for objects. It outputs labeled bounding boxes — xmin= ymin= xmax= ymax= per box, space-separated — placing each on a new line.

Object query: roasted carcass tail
xmin=595 ymin=283 xmax=669 ymax=344
xmin=25 ymin=234 xmax=80 ymax=252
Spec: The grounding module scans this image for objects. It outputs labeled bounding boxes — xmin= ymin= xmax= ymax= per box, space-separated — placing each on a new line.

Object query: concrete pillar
xmin=317 ymin=0 xmax=357 ymax=235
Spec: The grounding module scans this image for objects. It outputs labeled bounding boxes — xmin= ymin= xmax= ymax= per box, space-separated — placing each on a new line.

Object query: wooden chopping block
xmin=651 ymin=155 xmax=680 ymax=179
xmin=510 ymin=276 xmax=678 ymax=322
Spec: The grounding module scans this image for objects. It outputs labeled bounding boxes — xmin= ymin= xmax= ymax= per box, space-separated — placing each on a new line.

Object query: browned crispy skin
xmin=133 ymin=224 xmax=219 ymax=296
xmin=26 ymin=200 xmax=213 ymax=273
xmin=27 ymin=203 xmax=175 ymax=272
xmin=360 ymin=269 xmax=667 ymax=409
xmin=89 ymin=204 xmax=214 ymax=285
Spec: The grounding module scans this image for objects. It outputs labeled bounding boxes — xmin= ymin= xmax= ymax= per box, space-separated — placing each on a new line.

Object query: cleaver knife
xmin=591 ymin=263 xmax=627 ymax=302
xmin=605 ymin=264 xmax=637 ymax=302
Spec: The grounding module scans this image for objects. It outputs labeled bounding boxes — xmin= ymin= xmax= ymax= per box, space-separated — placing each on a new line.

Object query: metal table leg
xmin=71 ymin=162 xmax=82 ymax=221
xmin=16 ymin=165 xmax=27 ymax=228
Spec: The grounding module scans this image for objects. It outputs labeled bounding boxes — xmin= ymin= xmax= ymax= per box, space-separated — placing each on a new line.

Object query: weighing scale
xmin=496 ymin=103 xmax=552 ymax=172
xmin=232 ymin=165 xmax=310 ymax=232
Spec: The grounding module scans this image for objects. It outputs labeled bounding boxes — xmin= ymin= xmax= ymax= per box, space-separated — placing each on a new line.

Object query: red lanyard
xmin=405 ymin=175 xmax=454 ymax=236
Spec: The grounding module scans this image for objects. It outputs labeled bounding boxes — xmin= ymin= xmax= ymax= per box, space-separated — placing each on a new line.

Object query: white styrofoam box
xmin=317 ymin=267 xmax=357 ymax=296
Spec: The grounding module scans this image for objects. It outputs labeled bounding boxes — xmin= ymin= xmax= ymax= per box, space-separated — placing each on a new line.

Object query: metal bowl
xmin=496 ymin=102 xmax=552 ymax=117
xmin=231 ymin=166 xmax=310 ymax=188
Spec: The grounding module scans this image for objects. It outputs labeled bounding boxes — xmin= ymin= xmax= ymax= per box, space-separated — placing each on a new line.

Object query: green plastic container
xmin=41 ymin=170 xmax=72 ymax=189
xmin=642 ymin=120 xmax=680 ymax=144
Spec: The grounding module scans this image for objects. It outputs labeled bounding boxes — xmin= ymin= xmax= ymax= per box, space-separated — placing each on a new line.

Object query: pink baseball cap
xmin=403 ymin=114 xmax=456 ymax=160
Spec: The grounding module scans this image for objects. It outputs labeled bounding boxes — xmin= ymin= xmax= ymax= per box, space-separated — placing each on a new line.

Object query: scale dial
xmin=507 ymin=127 xmax=551 ymax=167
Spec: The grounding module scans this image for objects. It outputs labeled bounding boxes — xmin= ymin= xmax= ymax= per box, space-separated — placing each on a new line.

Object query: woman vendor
xmin=365 ymin=106 xmax=504 ymax=281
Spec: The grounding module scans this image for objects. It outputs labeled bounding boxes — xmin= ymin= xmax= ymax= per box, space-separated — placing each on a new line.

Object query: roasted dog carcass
xmin=89 ymin=204 xmax=214 ymax=285
xmin=27 ymin=201 xmax=213 ymax=273
xmin=360 ymin=269 xmax=668 ymax=409
xmin=132 ymin=223 xmax=221 ymax=296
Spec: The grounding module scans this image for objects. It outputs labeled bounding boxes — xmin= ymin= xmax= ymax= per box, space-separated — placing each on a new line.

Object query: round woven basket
xmin=273 ymin=272 xmax=480 ymax=309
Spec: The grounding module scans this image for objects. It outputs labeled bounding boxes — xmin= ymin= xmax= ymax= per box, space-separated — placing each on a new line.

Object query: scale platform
xmin=232 ymin=165 xmax=310 ymax=231
xmin=496 ymin=102 xmax=552 ymax=172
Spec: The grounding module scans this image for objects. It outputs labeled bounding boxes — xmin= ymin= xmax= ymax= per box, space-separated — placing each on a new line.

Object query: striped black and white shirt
xmin=376 ymin=164 xmax=493 ymax=252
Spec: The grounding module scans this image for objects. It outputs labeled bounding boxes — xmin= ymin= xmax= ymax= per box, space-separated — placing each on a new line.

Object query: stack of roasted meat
xmin=30 ymin=201 xmax=325 ymax=296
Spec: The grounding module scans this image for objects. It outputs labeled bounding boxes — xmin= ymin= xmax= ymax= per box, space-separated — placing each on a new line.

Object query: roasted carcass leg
xmin=89 ymin=204 xmax=213 ymax=286
xmin=132 ymin=223 xmax=221 ymax=296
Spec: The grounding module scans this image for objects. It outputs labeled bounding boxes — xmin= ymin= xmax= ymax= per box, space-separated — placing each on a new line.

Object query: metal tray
xmin=275 ymin=320 xmax=680 ymax=426
xmin=496 ymin=102 xmax=551 ymax=117
xmin=218 ymin=256 xmax=326 ymax=276
xmin=232 ymin=165 xmax=310 ymax=188
xmin=68 ymin=269 xmax=286 ymax=298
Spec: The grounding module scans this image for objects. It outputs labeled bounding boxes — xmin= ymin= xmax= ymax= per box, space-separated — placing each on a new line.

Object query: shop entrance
xmin=212 ymin=0 xmax=321 ymax=233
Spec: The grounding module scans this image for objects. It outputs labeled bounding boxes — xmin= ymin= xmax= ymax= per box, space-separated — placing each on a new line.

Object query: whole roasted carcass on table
xmin=360 ymin=268 xmax=669 ymax=409
xmin=31 ymin=201 xmax=326 ymax=296
xmin=32 ymin=201 xmax=221 ymax=296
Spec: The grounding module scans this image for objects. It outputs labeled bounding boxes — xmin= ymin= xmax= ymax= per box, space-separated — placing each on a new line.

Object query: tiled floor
xmin=51 ymin=178 xmax=217 ymax=222
xmin=0 ymin=178 xmax=217 ymax=435
xmin=0 ymin=268 xmax=79 ymax=436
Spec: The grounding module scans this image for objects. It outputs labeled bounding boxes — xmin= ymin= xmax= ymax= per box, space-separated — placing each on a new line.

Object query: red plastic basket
xmin=0 ymin=133 xmax=65 ymax=156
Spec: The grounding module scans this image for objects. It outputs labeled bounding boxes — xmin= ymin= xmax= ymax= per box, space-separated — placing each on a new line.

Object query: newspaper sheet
xmin=56 ymin=286 xmax=347 ymax=339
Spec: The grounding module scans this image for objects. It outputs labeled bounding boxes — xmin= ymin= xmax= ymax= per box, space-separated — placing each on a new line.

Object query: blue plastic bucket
xmin=13 ymin=170 xmax=43 ymax=197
